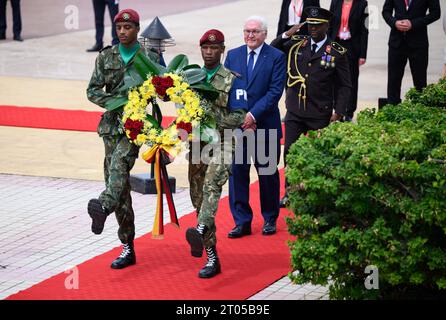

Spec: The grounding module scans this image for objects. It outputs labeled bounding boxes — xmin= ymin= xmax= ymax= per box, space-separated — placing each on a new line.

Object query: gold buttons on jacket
xmin=308 ymin=63 xmax=312 ymax=67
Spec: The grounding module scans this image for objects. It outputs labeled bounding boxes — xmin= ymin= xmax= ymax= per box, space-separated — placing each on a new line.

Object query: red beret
xmin=114 ymin=9 xmax=140 ymax=24
xmin=199 ymin=29 xmax=225 ymax=46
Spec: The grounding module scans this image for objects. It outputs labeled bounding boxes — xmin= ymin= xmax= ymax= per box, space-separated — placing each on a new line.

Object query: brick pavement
xmin=0 ymin=174 xmax=328 ymax=300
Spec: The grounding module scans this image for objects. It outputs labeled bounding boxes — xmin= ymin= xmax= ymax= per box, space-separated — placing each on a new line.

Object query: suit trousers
xmin=229 ymin=129 xmax=281 ymax=227
xmin=387 ymin=43 xmax=428 ymax=105
xmin=92 ymin=0 xmax=119 ymax=46
xmin=283 ymin=111 xmax=330 ymax=188
xmin=0 ymin=0 xmax=21 ymax=37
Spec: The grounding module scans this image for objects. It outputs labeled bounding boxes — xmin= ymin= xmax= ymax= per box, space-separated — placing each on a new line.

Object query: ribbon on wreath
xmin=142 ymin=145 xmax=179 ymax=239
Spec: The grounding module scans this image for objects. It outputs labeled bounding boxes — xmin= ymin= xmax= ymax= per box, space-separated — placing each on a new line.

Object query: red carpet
xmin=0 ymin=106 xmax=175 ymax=132
xmin=7 ymin=170 xmax=293 ymax=300
xmin=0 ymin=106 xmax=285 ymax=144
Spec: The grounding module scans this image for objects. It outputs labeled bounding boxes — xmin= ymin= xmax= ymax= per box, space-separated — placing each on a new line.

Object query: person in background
xmin=382 ymin=0 xmax=441 ymax=105
xmin=87 ymin=0 xmax=119 ymax=52
xmin=0 ymin=0 xmax=22 ymax=41
xmin=329 ymin=0 xmax=369 ymax=121
xmin=277 ymin=0 xmax=321 ymax=37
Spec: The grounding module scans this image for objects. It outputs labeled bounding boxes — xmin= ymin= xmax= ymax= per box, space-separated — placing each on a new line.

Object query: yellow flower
xmin=180 ymin=82 xmax=189 ymax=91
xmin=136 ymin=134 xmax=148 ymax=145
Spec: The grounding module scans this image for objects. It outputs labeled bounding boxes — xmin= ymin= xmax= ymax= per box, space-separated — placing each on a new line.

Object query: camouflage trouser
xmin=99 ymin=134 xmax=139 ymax=244
xmin=188 ymin=157 xmax=207 ymax=215
xmin=188 ymin=140 xmax=233 ymax=248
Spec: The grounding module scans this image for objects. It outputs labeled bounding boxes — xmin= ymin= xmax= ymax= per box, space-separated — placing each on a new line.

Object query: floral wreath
xmin=122 ymin=72 xmax=204 ymax=156
xmin=104 ymin=53 xmax=219 ymax=239
xmin=108 ymin=53 xmax=218 ymax=160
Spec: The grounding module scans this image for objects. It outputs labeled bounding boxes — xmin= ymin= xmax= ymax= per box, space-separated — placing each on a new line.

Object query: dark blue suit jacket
xmin=224 ymin=43 xmax=286 ymax=139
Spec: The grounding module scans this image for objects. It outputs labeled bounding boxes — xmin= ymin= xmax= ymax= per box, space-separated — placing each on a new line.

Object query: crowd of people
xmin=84 ymin=1 xmax=442 ymax=279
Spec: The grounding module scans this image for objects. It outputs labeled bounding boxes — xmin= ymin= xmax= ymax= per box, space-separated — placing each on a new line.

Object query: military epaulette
xmin=99 ymin=45 xmax=112 ymax=53
xmin=291 ymin=35 xmax=309 ymax=42
xmin=330 ymin=42 xmax=347 ymax=55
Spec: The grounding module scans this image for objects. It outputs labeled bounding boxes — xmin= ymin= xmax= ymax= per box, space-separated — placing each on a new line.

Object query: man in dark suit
xmin=329 ymin=0 xmax=369 ymax=120
xmin=271 ymin=6 xmax=352 ymax=207
xmin=225 ymin=16 xmax=286 ymax=237
xmin=277 ymin=0 xmax=321 ymax=36
xmin=87 ymin=0 xmax=120 ymax=52
xmin=382 ymin=0 xmax=441 ymax=105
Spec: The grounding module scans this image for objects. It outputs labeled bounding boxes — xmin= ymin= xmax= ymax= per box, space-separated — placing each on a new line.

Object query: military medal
xmin=331 ymin=56 xmax=336 ymax=68
xmin=321 ymin=53 xmax=327 ymax=67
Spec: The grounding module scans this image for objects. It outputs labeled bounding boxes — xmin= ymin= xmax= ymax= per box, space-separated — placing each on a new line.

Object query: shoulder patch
xmin=291 ymin=35 xmax=309 ymax=41
xmin=331 ymin=42 xmax=347 ymax=55
xmin=99 ymin=45 xmax=112 ymax=53
xmin=291 ymin=35 xmax=309 ymax=47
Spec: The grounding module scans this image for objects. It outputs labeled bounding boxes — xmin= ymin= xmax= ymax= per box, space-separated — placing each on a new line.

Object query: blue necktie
xmin=247 ymin=51 xmax=255 ymax=82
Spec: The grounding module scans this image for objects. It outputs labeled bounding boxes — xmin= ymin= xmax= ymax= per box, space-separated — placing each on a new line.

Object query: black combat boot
xmin=111 ymin=242 xmax=136 ymax=269
xmin=199 ymin=246 xmax=221 ymax=278
xmin=186 ymin=224 xmax=207 ymax=258
xmin=87 ymin=198 xmax=109 ymax=235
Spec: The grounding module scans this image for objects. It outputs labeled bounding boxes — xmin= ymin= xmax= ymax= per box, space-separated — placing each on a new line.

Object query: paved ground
xmin=0 ymin=174 xmax=328 ymax=300
xmin=0 ymin=0 xmax=444 ymax=300
xmin=1 ymin=0 xmax=241 ymax=40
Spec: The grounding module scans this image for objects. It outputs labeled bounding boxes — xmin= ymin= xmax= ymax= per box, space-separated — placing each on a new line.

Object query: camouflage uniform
xmin=87 ymin=44 xmax=158 ymax=244
xmin=188 ymin=65 xmax=246 ymax=247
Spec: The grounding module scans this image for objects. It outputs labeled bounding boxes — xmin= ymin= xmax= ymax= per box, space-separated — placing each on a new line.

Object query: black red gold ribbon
xmin=142 ymin=145 xmax=179 ymax=239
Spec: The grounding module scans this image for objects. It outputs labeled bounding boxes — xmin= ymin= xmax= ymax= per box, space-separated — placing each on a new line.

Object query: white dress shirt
xmin=310 ymin=35 xmax=328 ymax=54
xmin=246 ymin=43 xmax=264 ymax=69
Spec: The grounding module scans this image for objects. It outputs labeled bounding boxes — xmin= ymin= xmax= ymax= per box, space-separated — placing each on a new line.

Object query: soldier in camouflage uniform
xmin=86 ymin=9 xmax=159 ymax=270
xmin=186 ymin=29 xmax=247 ymax=278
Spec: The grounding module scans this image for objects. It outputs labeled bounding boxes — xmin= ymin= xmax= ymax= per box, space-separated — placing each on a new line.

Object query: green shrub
xmin=285 ymin=81 xmax=446 ymax=299
xmin=405 ymin=77 xmax=446 ymax=109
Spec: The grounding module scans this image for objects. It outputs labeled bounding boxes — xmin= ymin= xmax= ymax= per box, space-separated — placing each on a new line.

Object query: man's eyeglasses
xmin=243 ymin=29 xmax=265 ymax=36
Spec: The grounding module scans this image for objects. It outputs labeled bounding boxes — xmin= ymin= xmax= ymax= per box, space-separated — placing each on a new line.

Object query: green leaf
xmin=166 ymin=54 xmax=189 ymax=73
xmin=190 ymin=82 xmax=219 ymax=101
xmin=145 ymin=114 xmax=161 ymax=129
xmin=105 ymin=96 xmax=128 ymax=111
xmin=133 ymin=52 xmax=166 ymax=79
xmin=183 ymin=68 xmax=206 ymax=84
xmin=183 ymin=64 xmax=201 ymax=71
xmin=151 ymin=99 xmax=163 ymax=126
xmin=119 ymin=68 xmax=145 ymax=93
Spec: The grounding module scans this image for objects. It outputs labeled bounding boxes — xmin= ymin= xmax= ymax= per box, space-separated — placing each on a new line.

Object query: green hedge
xmin=285 ymin=80 xmax=446 ymax=299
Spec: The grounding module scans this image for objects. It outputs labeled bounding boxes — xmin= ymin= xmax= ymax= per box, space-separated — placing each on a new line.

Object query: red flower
xmin=155 ymin=86 xmax=167 ymax=97
xmin=124 ymin=119 xmax=144 ymax=141
xmin=161 ymin=76 xmax=174 ymax=88
xmin=152 ymin=76 xmax=174 ymax=98
xmin=176 ymin=121 xmax=192 ymax=133
xmin=151 ymin=76 xmax=162 ymax=87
